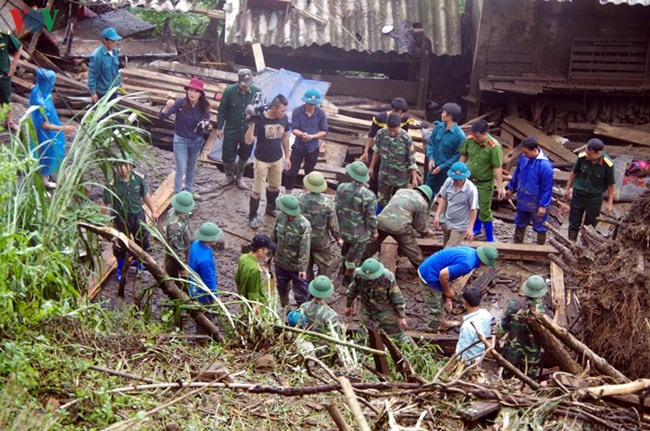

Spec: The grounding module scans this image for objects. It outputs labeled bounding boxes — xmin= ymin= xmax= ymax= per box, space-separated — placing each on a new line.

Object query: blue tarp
xmin=208 ymin=68 xmax=330 ymax=162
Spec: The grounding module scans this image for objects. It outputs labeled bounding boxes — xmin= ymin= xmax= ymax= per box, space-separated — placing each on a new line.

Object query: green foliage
xmin=130 ymin=0 xmax=215 ymax=41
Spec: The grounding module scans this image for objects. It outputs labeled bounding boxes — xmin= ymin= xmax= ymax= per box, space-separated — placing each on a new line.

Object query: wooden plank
xmin=322 ymin=142 xmax=348 ymax=168
xmin=149 ymin=60 xmax=238 ymax=83
xmin=87 ymin=171 xmax=175 ymax=300
xmin=550 ymin=262 xmax=568 ymax=327
xmin=385 ymin=237 xmax=557 ymax=261
xmin=503 ymin=115 xmax=577 ymax=163
xmin=594 ymin=122 xmax=650 ymax=148
xmin=252 ymin=42 xmax=266 ymax=72
xmin=379 ymin=240 xmax=398 ymax=274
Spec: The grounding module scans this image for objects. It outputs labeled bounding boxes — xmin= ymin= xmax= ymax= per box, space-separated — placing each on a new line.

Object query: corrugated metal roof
xmin=223 ymin=0 xmax=462 ymax=56
xmin=599 ymin=0 xmax=650 ymax=5
xmin=77 ymin=0 xmax=195 ymax=11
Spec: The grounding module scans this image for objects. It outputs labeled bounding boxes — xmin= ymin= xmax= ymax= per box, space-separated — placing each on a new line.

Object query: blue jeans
xmin=173 ymin=134 xmax=204 ymax=193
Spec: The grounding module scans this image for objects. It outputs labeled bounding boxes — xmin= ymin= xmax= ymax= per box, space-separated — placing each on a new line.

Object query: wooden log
xmin=79 ymin=223 xmax=225 ymax=343
xmin=535 ymin=312 xmax=629 ymax=382
xmin=576 ymin=379 xmax=650 ymax=399
xmin=544 ymin=222 xmax=573 ymax=248
xmin=548 ymin=238 xmax=576 ymax=264
xmin=325 ymin=403 xmax=352 ymax=431
xmin=547 ymin=254 xmax=573 ymax=276
xmin=338 ymin=377 xmax=371 ymax=431
xmin=367 ymin=327 xmax=390 ymax=377
xmin=379 ymin=330 xmax=425 ymax=384
xmin=524 ymin=307 xmax=582 ymax=375
xmin=550 ymin=262 xmax=568 ymax=327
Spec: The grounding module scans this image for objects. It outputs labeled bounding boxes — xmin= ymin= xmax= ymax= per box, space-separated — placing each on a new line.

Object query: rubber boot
xmin=473 ymin=219 xmax=483 ymax=236
xmin=513 ymin=226 xmax=526 ymax=244
xmin=279 ymin=290 xmax=290 ymax=309
xmin=342 ymin=268 xmax=354 ymax=288
xmin=484 ymin=221 xmax=495 ymax=242
xmin=375 ymin=203 xmax=383 ymax=215
xmin=116 ymin=258 xmax=125 ymax=281
xmin=536 ymin=231 xmax=547 ymax=245
xmin=249 ymin=197 xmax=260 ymax=229
xmin=218 ymin=162 xmax=235 ymax=187
xmin=265 ymin=190 xmax=279 ymax=217
xmin=568 ymin=229 xmax=578 ymax=242
xmin=235 ymin=162 xmax=249 ymax=190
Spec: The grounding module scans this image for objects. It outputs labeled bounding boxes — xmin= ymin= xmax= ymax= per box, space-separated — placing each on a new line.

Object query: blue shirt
xmin=291 ymin=104 xmax=328 ymax=153
xmin=188 ymin=240 xmax=217 ymax=304
xmin=508 ymin=150 xmax=554 ymax=212
xmin=159 ymin=97 xmax=211 ymax=140
xmin=418 ymin=246 xmax=481 ymax=291
xmin=426 ymin=121 xmax=465 ymax=173
xmin=456 ymin=308 xmax=492 ymax=364
xmin=88 ymin=44 xmax=122 ymax=96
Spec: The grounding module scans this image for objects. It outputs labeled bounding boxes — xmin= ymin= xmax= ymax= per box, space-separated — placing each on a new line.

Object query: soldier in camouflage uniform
xmin=299 ymin=171 xmax=343 ymax=280
xmin=298 ymin=276 xmax=345 ymax=356
xmin=497 ymin=275 xmax=550 ymax=379
xmin=335 ymin=161 xmax=378 ymax=286
xmin=363 ymin=185 xmax=434 ymax=269
xmin=272 ymin=195 xmax=312 ymax=308
xmin=164 ymin=191 xmax=195 ymax=280
xmin=368 ymin=113 xmax=419 ymax=209
xmin=344 ymin=258 xmax=411 ymax=346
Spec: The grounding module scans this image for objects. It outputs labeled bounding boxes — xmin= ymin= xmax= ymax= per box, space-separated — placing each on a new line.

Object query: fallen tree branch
xmin=339 ymin=376 xmax=371 ymax=431
xmin=534 ymin=311 xmax=629 ymax=382
xmin=79 ymin=222 xmax=225 ymax=343
xmin=89 ymin=365 xmax=161 ymax=384
xmin=380 ymin=330 xmax=426 ymax=384
xmin=277 ymin=324 xmax=386 ymax=356
xmin=576 ymin=379 xmax=650 ymax=399
xmin=326 ymin=402 xmax=352 ymax=431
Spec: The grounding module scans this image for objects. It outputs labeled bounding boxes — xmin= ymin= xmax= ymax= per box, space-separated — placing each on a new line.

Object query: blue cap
xmin=301 ymin=89 xmax=323 ymax=105
xmin=287 ymin=311 xmax=307 ymax=328
xmin=447 ymin=161 xmax=471 ymax=180
xmin=102 ymin=27 xmax=122 ymax=41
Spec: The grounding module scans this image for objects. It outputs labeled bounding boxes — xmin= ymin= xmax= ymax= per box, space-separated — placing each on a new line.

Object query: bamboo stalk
xmin=277 ymin=324 xmax=386 ymax=356
xmin=338 ymin=376 xmax=371 ymax=431
xmin=325 ymin=403 xmax=353 ymax=431
xmin=577 ymin=379 xmax=650 ymax=399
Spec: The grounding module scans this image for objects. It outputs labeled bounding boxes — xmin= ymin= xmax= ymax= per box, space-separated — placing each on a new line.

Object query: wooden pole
xmin=79 ymin=223 xmax=225 ymax=343
xmin=534 ymin=311 xmax=629 ymax=382
xmin=338 ymin=377 xmax=371 ymax=431
xmin=325 ymin=403 xmax=353 ymax=431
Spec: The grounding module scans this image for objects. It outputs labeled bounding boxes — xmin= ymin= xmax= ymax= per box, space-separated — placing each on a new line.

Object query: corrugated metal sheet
xmin=223 ymin=0 xmax=462 ymax=56
xmin=599 ymin=0 xmax=650 ymax=5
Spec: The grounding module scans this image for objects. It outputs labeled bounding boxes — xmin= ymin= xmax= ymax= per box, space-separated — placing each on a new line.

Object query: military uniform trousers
xmin=308 ymin=244 xmax=334 ymax=280
xmin=377 ymin=176 xmax=408 ymax=208
xmin=222 ymin=135 xmax=253 ymax=164
xmin=112 ymin=211 xmax=151 ymax=260
xmin=363 ymin=228 xmax=423 ymax=269
xmin=358 ymin=308 xmax=412 ymax=346
xmin=568 ymin=191 xmax=603 ymax=232
xmin=502 ymin=342 xmax=542 ymax=379
xmin=420 ymin=279 xmax=444 ymax=332
xmin=473 ymin=178 xmax=495 ymax=222
xmin=341 ymin=240 xmax=368 ymax=270
xmin=275 ymin=264 xmax=310 ymax=307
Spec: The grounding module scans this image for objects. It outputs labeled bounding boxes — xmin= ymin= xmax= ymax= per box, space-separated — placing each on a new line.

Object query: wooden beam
xmin=379 ymin=240 xmax=398 ymax=274
xmin=149 ymin=60 xmax=238 ymax=83
xmin=383 ymin=237 xmax=557 ymax=261
xmin=594 ymin=122 xmax=650 ymax=148
xmin=252 ymin=42 xmax=266 ymax=72
xmin=503 ymin=115 xmax=577 ymax=163
xmin=550 ymin=262 xmax=568 ymax=327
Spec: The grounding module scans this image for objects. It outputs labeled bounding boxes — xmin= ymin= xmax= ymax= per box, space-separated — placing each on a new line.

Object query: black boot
xmin=265 ymin=190 xmax=279 ymax=217
xmin=568 ymin=229 xmax=578 ymax=242
xmin=249 ymin=197 xmax=260 ymax=229
xmin=513 ymin=227 xmax=526 ymax=243
xmin=536 ymin=231 xmax=547 ymax=245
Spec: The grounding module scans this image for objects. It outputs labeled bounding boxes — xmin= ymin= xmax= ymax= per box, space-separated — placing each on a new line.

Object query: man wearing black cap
xmin=216 ymin=68 xmax=262 ymax=189
xmin=236 ymin=234 xmax=276 ymax=312
xmin=425 ymin=102 xmax=465 ymax=197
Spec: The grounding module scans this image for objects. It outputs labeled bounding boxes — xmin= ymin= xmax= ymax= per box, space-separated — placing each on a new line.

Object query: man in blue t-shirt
xmin=188 ymin=222 xmax=222 ymax=305
xmin=418 ymin=245 xmax=498 ymax=332
xmin=245 ymin=94 xmax=290 ymax=229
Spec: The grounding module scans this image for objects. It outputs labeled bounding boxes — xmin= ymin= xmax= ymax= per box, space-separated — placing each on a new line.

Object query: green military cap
xmin=415 ymin=184 xmax=433 ymax=203
xmin=195 ymin=222 xmax=222 ymax=242
xmin=277 ymin=195 xmax=301 ymax=216
xmin=477 ymin=246 xmax=499 ymax=267
xmin=346 ymin=161 xmax=369 ymax=183
xmin=522 ymin=275 xmax=548 ymax=298
xmin=308 ymin=275 xmax=334 ymax=298
xmin=171 ymin=191 xmax=195 ymax=213
xmin=358 ymin=258 xmax=384 ymax=280
xmin=303 ymin=171 xmax=327 ymax=193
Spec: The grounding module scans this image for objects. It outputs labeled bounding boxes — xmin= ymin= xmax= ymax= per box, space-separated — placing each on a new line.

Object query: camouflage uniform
xmin=497 ymin=298 xmax=547 ymax=379
xmin=164 ymin=208 xmax=192 ymax=280
xmin=346 ymin=269 xmax=411 ymax=345
xmin=272 ymin=213 xmax=311 ymax=306
xmin=299 ymin=192 xmax=341 ymax=279
xmin=335 ymin=181 xmax=378 ymax=270
xmin=363 ymin=188 xmax=430 ymax=268
xmin=373 ymin=128 xmax=417 ymax=207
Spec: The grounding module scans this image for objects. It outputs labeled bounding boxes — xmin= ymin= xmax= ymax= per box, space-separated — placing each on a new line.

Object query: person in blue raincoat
xmin=506 ymin=136 xmax=554 ymax=245
xmin=29 ymin=69 xmax=76 ymax=187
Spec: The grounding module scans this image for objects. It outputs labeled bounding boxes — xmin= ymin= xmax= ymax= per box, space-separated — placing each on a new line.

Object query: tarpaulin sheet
xmin=208 ymin=68 xmax=330 ymax=162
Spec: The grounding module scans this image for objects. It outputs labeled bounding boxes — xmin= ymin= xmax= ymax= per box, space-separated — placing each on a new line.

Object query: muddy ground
xmin=93 ymin=144 xmax=558 ymax=336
